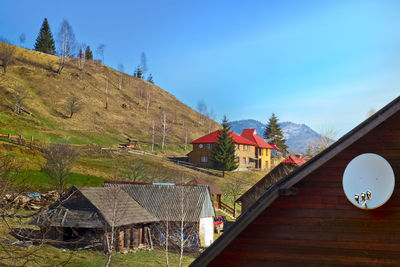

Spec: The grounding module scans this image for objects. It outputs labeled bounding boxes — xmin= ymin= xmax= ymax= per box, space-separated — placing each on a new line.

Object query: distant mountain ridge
xmin=229 ymin=119 xmax=322 ymax=153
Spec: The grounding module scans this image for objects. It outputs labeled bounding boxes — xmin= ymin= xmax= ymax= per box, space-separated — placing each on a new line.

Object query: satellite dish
xmin=342 ymin=153 xmax=395 ymax=210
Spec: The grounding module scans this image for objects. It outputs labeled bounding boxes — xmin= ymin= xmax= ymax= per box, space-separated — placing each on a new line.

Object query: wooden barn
xmin=33 ymin=186 xmax=158 ymax=251
xmin=236 ymin=156 xmax=310 ymax=213
xmin=117 ymin=184 xmax=216 ymax=247
xmin=191 ymin=96 xmax=400 ymax=266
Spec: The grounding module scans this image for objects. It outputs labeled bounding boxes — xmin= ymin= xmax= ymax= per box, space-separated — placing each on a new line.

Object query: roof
xmin=115 ymin=184 xmax=215 ymax=222
xmin=240 ymin=129 xmax=276 ymax=149
xmin=281 ymin=156 xmax=310 ymax=166
xmin=33 ymin=186 xmax=158 ymax=228
xmin=190 ymin=96 xmax=400 ymax=266
xmin=186 ymin=178 xmax=224 ymax=195
xmin=191 ymin=130 xmax=256 ymax=145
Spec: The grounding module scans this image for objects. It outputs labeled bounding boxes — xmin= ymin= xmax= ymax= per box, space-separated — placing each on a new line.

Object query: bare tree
xmin=19 ymin=33 xmax=26 ymax=47
xmin=140 ymin=52 xmax=148 ymax=76
xmin=367 ymin=107 xmax=376 ymax=118
xmin=66 ymin=93 xmax=82 ymax=118
xmin=105 ymin=74 xmax=109 ymax=109
xmin=96 ymin=44 xmax=105 ymax=63
xmin=41 ymin=143 xmax=80 ymax=195
xmin=151 ymin=119 xmax=156 ymax=153
xmin=57 ymin=19 xmax=76 ymax=74
xmin=0 ymin=41 xmax=16 ymax=74
xmin=77 ymin=43 xmax=86 ymax=70
xmin=306 ymin=127 xmax=338 ymax=157
xmin=146 ymin=86 xmax=151 ymax=113
xmin=0 ymin=154 xmax=77 ymax=266
xmin=225 ymin=173 xmax=247 ymax=217
xmin=161 ymin=110 xmax=167 ymax=150
xmin=118 ymin=64 xmax=124 ymax=90
xmin=13 ymin=86 xmax=28 ymax=114
xmin=120 ymin=160 xmax=151 ymax=182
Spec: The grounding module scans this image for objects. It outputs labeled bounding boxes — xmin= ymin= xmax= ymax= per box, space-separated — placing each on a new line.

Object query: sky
xmin=1 ymin=0 xmax=399 ymax=136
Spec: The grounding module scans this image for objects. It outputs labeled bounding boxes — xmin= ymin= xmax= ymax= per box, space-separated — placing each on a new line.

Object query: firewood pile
xmin=2 ymin=191 xmax=60 ymax=210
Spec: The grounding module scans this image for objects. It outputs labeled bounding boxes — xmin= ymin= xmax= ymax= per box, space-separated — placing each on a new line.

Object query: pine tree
xmin=147 ymin=73 xmax=154 ymax=84
xmin=264 ymin=113 xmax=288 ymax=156
xmin=34 ymin=18 xmax=56 ymax=55
xmin=85 ymin=46 xmax=93 ymax=60
xmin=133 ymin=65 xmax=143 ymax=78
xmin=213 ymin=115 xmax=238 ymax=177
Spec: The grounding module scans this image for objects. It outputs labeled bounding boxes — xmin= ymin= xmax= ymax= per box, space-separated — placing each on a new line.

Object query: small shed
xmin=236 ymin=156 xmax=309 ymax=212
xmin=33 ymin=186 xmax=158 ymax=251
xmin=186 ymin=178 xmax=224 ymax=209
xmin=192 ymin=96 xmax=400 ymax=266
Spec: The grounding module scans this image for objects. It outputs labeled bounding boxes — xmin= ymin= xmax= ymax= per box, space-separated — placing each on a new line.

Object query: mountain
xmin=229 ymin=119 xmax=322 ymax=153
xmin=0 ymin=44 xmax=219 ymax=154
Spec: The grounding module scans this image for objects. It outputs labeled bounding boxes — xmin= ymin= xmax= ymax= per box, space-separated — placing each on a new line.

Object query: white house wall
xmin=199 ymin=216 xmax=214 ymax=247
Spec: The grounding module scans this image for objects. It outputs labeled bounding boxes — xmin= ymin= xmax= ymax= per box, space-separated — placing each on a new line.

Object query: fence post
xmin=31 ymin=136 xmax=34 ymax=142
xmin=7 ymin=134 xmax=10 ymax=139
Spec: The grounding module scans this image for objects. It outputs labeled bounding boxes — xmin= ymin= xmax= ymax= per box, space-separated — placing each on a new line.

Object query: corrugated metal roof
xmin=186 ymin=178 xmax=224 ymax=195
xmin=118 ymin=184 xmax=215 ymax=222
xmin=240 ymin=129 xmax=276 ymax=149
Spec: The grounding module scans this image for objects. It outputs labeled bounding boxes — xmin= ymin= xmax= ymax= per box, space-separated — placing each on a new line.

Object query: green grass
xmin=19 ymin=170 xmax=105 ymax=191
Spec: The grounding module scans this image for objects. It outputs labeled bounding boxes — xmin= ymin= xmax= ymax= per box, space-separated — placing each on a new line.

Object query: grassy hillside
xmin=0 ymin=44 xmax=219 ymax=155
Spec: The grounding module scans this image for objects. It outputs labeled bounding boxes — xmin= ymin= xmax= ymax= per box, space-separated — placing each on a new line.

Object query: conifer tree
xmin=147 ymin=73 xmax=154 ymax=84
xmin=34 ymin=18 xmax=56 ymax=55
xmin=264 ymin=113 xmax=288 ymax=156
xmin=213 ymin=115 xmax=238 ymax=177
xmin=133 ymin=65 xmax=143 ymax=78
xmin=85 ymin=46 xmax=93 ymax=60
xmin=77 ymin=48 xmax=83 ymax=59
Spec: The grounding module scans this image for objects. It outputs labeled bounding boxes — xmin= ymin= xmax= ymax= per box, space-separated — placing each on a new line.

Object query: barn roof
xmin=191 ymin=96 xmax=400 ymax=266
xmin=190 ymin=130 xmax=256 ymax=145
xmin=186 ymin=178 xmax=224 ymax=195
xmin=118 ymin=184 xmax=215 ymax=222
xmin=240 ymin=129 xmax=276 ymax=149
xmin=33 ymin=186 xmax=158 ymax=228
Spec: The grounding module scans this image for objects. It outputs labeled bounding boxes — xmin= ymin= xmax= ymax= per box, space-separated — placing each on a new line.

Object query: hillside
xmin=229 ymin=119 xmax=322 ymax=153
xmin=0 ymin=44 xmax=219 ymax=154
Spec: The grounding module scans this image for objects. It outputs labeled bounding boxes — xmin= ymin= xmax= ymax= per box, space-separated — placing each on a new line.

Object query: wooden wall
xmin=209 ymin=112 xmax=400 ymax=266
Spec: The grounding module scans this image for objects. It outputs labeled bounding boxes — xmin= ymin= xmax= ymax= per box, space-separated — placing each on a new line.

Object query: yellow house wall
xmin=188 ymin=143 xmax=272 ymax=170
xmin=257 ymin=148 xmax=272 ymax=169
xmin=235 ymin=144 xmax=256 ymax=169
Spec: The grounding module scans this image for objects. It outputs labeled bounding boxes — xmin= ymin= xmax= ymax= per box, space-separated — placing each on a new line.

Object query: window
xmin=199 ymin=144 xmax=203 ymax=149
xmin=237 ymin=144 xmax=240 ymax=150
xmin=247 ymin=145 xmax=250 ymax=151
xmin=206 ymin=144 xmax=212 ymax=150
xmin=242 ymin=157 xmax=246 ymax=164
xmin=243 ymin=145 xmax=246 ymax=150
xmin=200 ymin=156 xmax=208 ymax=163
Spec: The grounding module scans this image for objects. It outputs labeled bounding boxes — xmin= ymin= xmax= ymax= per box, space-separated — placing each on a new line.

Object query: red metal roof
xmin=240 ymin=129 xmax=277 ymax=149
xmin=281 ymin=156 xmax=310 ymax=166
xmin=186 ymin=178 xmax=224 ymax=195
xmin=191 ymin=130 xmax=256 ymax=145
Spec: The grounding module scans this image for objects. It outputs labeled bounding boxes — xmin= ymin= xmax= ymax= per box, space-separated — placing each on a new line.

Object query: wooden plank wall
xmin=209 ymin=112 xmax=400 ymax=266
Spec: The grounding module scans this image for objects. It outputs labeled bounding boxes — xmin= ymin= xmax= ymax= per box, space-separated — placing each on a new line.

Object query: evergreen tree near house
xmin=34 ymin=18 xmax=56 ymax=55
xmin=85 ymin=46 xmax=93 ymax=60
xmin=213 ymin=115 xmax=238 ymax=177
xmin=263 ymin=113 xmax=288 ymax=156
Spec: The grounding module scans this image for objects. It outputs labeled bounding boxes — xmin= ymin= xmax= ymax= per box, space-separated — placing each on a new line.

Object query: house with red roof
xmin=188 ymin=129 xmax=277 ymax=170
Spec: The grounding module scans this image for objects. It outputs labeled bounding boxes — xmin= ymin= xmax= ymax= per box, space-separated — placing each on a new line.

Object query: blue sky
xmin=1 ymin=0 xmax=399 ymax=136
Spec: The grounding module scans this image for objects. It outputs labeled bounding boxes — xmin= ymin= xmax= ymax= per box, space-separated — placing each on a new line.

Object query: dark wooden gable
xmin=191 ymin=97 xmax=400 ymax=266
